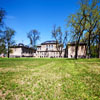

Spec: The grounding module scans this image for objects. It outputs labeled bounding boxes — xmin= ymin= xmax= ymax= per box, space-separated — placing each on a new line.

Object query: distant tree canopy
xmin=67 ymin=0 xmax=100 ymax=59
xmin=0 ymin=8 xmax=15 ymax=58
xmin=27 ymin=29 xmax=40 ymax=49
xmin=0 ymin=8 xmax=6 ymax=55
xmin=4 ymin=27 xmax=15 ymax=58
xmin=0 ymin=8 xmax=5 ymax=27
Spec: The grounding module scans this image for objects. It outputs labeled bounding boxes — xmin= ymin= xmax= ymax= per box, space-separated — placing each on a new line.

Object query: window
xmin=42 ymin=52 xmax=44 ymax=55
xmin=46 ymin=45 xmax=48 ymax=48
xmin=51 ymin=45 xmax=53 ymax=49
xmin=50 ymin=45 xmax=53 ymax=50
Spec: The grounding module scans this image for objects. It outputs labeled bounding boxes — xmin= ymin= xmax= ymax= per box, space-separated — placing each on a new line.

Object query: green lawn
xmin=0 ymin=58 xmax=100 ymax=100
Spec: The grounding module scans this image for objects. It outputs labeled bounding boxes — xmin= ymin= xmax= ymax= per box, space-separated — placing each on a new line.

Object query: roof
xmin=67 ymin=42 xmax=87 ymax=46
xmin=37 ymin=45 xmax=41 ymax=47
xmin=10 ymin=46 xmax=35 ymax=50
xmin=10 ymin=43 xmax=36 ymax=51
xmin=41 ymin=40 xmax=57 ymax=45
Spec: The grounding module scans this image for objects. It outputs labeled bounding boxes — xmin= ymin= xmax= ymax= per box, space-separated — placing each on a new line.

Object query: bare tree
xmin=52 ymin=25 xmax=68 ymax=57
xmin=27 ymin=29 xmax=40 ymax=49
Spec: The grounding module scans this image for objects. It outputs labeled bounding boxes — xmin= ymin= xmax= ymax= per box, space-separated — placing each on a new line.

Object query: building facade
xmin=9 ymin=41 xmax=87 ymax=58
xmin=36 ymin=41 xmax=65 ymax=58
xmin=10 ymin=43 xmax=35 ymax=58
xmin=67 ymin=42 xmax=87 ymax=58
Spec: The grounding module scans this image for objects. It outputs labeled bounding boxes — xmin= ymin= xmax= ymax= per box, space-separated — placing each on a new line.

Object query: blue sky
xmin=0 ymin=0 xmax=79 ymax=45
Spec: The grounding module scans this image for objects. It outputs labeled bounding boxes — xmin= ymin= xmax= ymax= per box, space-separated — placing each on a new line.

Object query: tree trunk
xmin=88 ymin=32 xmax=91 ymax=58
xmin=8 ymin=44 xmax=9 ymax=58
xmin=99 ymin=32 xmax=100 ymax=58
xmin=75 ymin=36 xmax=80 ymax=59
xmin=59 ymin=51 xmax=61 ymax=58
xmin=75 ymin=43 xmax=78 ymax=59
xmin=64 ymin=46 xmax=67 ymax=57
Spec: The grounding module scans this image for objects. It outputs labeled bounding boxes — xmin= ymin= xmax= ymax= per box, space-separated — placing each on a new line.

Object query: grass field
xmin=0 ymin=58 xmax=100 ymax=100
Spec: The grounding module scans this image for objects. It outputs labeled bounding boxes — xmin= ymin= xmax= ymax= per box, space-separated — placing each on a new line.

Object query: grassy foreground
xmin=0 ymin=58 xmax=100 ymax=100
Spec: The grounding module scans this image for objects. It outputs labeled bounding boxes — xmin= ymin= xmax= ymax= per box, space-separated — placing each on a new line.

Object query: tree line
xmin=0 ymin=8 xmax=40 ymax=58
xmin=0 ymin=9 xmax=15 ymax=58
xmin=67 ymin=0 xmax=100 ymax=59
xmin=51 ymin=0 xmax=100 ymax=59
xmin=0 ymin=0 xmax=100 ymax=59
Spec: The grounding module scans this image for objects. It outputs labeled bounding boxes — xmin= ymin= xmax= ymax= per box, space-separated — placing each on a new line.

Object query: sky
xmin=0 ymin=0 xmax=79 ymax=45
